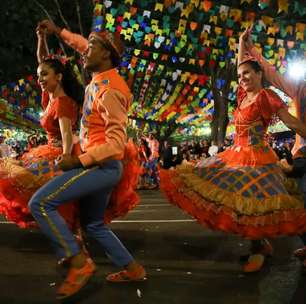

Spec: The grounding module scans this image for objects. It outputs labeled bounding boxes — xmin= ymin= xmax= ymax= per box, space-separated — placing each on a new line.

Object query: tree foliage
xmin=0 ymin=0 xmax=93 ymax=84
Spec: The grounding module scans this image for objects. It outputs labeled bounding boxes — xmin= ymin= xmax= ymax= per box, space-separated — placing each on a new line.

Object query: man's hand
xmin=38 ymin=19 xmax=62 ymax=36
xmin=56 ymin=154 xmax=82 ymax=171
xmin=278 ymin=158 xmax=293 ymax=173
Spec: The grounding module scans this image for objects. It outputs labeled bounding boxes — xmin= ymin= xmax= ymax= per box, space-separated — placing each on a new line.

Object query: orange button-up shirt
xmin=60 ymin=29 xmax=132 ymax=167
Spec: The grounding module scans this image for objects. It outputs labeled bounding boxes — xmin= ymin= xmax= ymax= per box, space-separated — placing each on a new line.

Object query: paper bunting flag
xmin=258 ymin=0 xmax=270 ymax=10
xmin=181 ymin=4 xmax=193 ymax=18
xmin=130 ymin=6 xmax=137 ymax=15
xmin=178 ymin=19 xmax=187 ymax=33
xmin=226 ymin=18 xmax=235 ymax=28
xmin=246 ymin=11 xmax=256 ymax=22
xmin=202 ymin=24 xmax=211 ymax=33
xmin=296 ymin=23 xmax=306 ymax=41
xmin=123 ymin=12 xmax=131 ymax=20
xmin=267 ymin=37 xmax=275 ymax=46
xmin=155 ymin=3 xmax=164 ymax=12
xmin=175 ymin=2 xmax=184 ymax=10
xmin=190 ymin=22 xmax=198 ymax=31
xmin=261 ymin=16 xmax=273 ymax=27
xmin=163 ymin=0 xmax=175 ymax=8
xmin=220 ymin=5 xmax=229 ymax=15
xmin=277 ymin=0 xmax=288 ymax=14
xmin=143 ymin=10 xmax=151 ymax=18
xmin=203 ymin=0 xmax=212 ymax=12
xmin=209 ymin=15 xmax=218 ymax=25
xmin=287 ymin=41 xmax=295 ymax=49
xmin=241 ymin=21 xmax=252 ymax=30
xmin=94 ymin=3 xmax=103 ymax=16
xmin=189 ymin=58 xmax=196 ymax=65
xmin=214 ymin=27 xmax=222 ymax=35
xmin=229 ymin=9 xmax=242 ymax=22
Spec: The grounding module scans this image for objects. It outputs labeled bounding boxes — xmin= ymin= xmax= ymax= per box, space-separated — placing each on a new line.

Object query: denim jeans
xmin=29 ymin=160 xmax=134 ymax=266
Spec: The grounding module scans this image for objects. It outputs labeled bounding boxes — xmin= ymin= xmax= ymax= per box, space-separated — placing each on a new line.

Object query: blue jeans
xmin=29 ymin=160 xmax=134 ymax=267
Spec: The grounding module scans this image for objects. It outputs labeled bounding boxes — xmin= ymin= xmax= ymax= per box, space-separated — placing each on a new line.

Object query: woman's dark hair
xmin=247 ymin=60 xmax=262 ymax=73
xmin=141 ymin=138 xmax=151 ymax=158
xmin=41 ymin=58 xmax=84 ymax=105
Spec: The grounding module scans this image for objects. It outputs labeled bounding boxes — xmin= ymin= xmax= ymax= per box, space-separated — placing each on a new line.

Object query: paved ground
xmin=0 ymin=190 xmax=305 ymax=303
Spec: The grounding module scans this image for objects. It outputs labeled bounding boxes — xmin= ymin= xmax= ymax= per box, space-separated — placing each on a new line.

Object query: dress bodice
xmin=40 ymin=95 xmax=78 ymax=146
xmin=233 ymin=88 xmax=286 ymax=148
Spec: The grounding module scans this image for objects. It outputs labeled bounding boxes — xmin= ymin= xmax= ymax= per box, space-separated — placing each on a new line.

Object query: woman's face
xmin=37 ymin=63 xmax=62 ymax=93
xmin=238 ymin=63 xmax=262 ymax=92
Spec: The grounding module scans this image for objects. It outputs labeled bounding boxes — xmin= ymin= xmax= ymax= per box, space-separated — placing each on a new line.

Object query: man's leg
xmin=29 ymin=160 xmax=122 ymax=260
xmin=80 ymin=190 xmax=134 ymax=267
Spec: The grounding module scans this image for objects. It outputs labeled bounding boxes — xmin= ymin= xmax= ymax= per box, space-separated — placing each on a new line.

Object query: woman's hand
xmin=38 ymin=19 xmax=62 ymax=36
xmin=239 ymin=26 xmax=254 ymax=50
xmin=36 ymin=24 xmax=46 ymax=39
xmin=278 ymin=158 xmax=293 ymax=173
xmin=56 ymin=154 xmax=82 ymax=171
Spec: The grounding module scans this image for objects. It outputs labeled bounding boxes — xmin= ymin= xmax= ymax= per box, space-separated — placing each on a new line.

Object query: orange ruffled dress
xmin=0 ymin=94 xmax=140 ymax=228
xmin=104 ymin=138 xmax=141 ymax=224
xmin=160 ymin=88 xmax=306 ymax=239
xmin=0 ymin=94 xmax=79 ymax=228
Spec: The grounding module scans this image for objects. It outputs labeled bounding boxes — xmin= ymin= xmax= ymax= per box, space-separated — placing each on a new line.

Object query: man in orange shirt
xmin=29 ymin=20 xmax=146 ymax=300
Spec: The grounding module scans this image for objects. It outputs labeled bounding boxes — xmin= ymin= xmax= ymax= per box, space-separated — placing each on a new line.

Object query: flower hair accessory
xmin=45 ymin=53 xmax=71 ymax=65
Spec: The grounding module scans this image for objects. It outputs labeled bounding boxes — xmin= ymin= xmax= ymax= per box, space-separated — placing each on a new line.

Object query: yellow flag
xmin=277 ymin=0 xmax=288 ymax=13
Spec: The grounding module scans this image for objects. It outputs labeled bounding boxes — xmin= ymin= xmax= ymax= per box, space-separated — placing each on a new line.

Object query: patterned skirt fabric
xmin=160 ymin=146 xmax=306 ymax=239
xmin=0 ymin=140 xmax=141 ymax=228
xmin=0 ymin=144 xmax=79 ymax=229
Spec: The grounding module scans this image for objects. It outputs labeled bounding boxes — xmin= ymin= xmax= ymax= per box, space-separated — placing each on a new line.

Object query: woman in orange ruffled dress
xmin=0 ymin=28 xmax=83 ymax=229
xmin=160 ymin=32 xmax=306 ymax=273
xmin=0 ymin=25 xmax=140 ymax=230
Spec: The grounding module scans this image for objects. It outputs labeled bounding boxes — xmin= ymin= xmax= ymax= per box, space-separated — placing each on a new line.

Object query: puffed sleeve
xmin=52 ymin=96 xmax=77 ymax=121
xmin=259 ymin=89 xmax=287 ymax=123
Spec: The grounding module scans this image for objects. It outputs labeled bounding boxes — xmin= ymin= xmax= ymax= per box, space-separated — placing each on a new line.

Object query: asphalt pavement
xmin=0 ymin=190 xmax=305 ymax=304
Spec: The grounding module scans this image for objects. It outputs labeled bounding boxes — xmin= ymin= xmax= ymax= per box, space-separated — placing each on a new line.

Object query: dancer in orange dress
xmin=240 ymin=26 xmax=306 ymax=267
xmin=0 ymin=27 xmax=83 ymax=229
xmin=160 ymin=32 xmax=306 ymax=273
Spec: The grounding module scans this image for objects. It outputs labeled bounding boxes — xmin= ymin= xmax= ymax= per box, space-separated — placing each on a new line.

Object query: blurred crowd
xmin=136 ymin=133 xmax=295 ymax=190
xmin=0 ymin=132 xmax=47 ymax=159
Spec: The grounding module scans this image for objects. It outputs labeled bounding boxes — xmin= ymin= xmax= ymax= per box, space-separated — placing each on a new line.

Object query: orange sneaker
xmin=243 ymin=254 xmax=265 ymax=273
xmin=56 ymin=258 xmax=96 ymax=300
xmin=106 ymin=265 xmax=147 ymax=283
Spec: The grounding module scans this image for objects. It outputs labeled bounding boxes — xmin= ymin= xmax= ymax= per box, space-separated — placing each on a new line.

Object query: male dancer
xmin=29 ymin=20 xmax=146 ymax=300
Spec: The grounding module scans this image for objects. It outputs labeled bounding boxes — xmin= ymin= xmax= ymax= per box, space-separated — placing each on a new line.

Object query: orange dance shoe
xmin=56 ymin=258 xmax=96 ymax=300
xmin=106 ymin=264 xmax=147 ymax=282
xmin=243 ymin=254 xmax=265 ymax=273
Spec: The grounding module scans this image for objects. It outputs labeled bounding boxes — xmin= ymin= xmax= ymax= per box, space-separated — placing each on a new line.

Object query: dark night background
xmin=0 ymin=0 xmax=94 ymax=84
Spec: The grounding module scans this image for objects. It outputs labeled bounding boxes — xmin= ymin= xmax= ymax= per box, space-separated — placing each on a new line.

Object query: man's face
xmin=83 ymin=36 xmax=110 ymax=72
